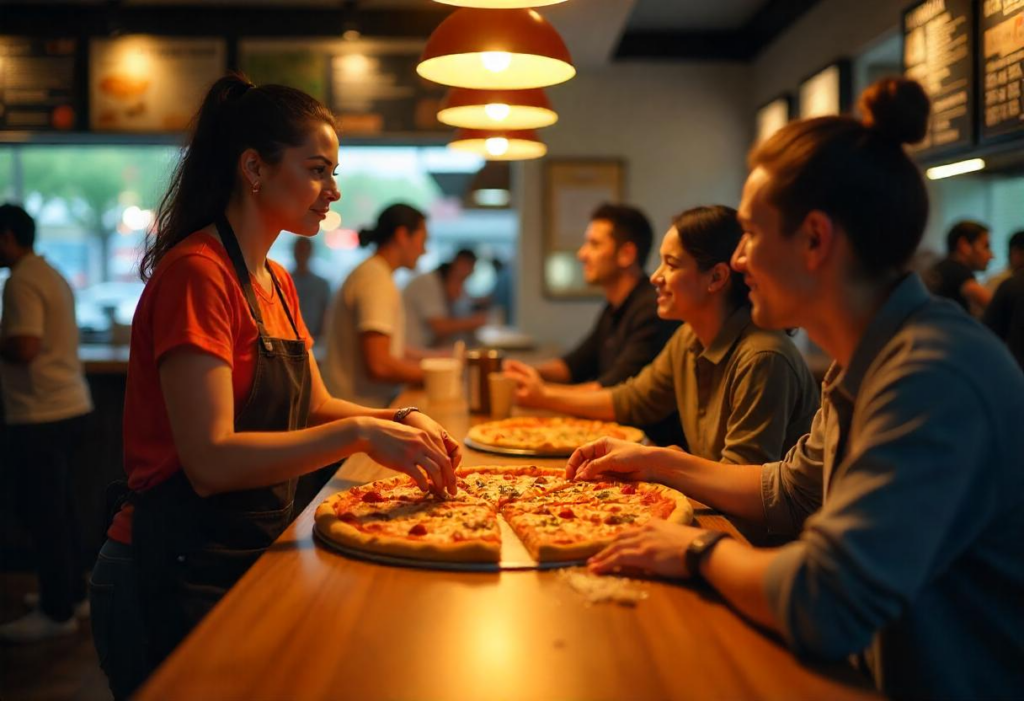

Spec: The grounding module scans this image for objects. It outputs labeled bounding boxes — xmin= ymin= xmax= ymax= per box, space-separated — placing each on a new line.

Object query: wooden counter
xmin=136 ymin=392 xmax=877 ymax=701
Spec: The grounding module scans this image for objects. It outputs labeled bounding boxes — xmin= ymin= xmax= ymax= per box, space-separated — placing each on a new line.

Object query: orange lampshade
xmin=438 ymin=88 xmax=558 ymax=130
xmin=448 ymin=129 xmax=547 ymax=160
xmin=432 ymin=0 xmax=567 ymax=7
xmin=417 ymin=8 xmax=575 ymax=90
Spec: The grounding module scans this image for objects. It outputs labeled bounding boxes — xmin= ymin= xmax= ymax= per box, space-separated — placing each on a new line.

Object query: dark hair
xmin=945 ymin=220 xmax=989 ymax=254
xmin=358 ymin=203 xmax=426 ymax=248
xmin=141 ymin=73 xmax=337 ymax=280
xmin=590 ymin=203 xmax=655 ymax=271
xmin=453 ymin=248 xmax=477 ymax=264
xmin=672 ymin=205 xmax=750 ymax=309
xmin=1009 ymin=230 xmax=1024 ymax=253
xmin=749 ymin=77 xmax=931 ymax=279
xmin=0 ymin=203 xmax=35 ymax=248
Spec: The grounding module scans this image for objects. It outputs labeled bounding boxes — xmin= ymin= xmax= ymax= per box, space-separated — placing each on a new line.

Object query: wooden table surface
xmin=137 ymin=391 xmax=877 ymax=701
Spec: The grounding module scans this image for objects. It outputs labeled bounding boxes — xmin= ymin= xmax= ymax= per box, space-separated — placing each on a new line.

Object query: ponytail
xmin=357 ymin=203 xmax=426 ymax=249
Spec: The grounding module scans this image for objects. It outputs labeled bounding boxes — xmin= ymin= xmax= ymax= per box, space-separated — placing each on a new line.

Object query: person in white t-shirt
xmin=403 ymin=248 xmax=487 ymax=350
xmin=323 ymin=203 xmax=429 ymax=407
xmin=0 ymin=203 xmax=94 ymax=642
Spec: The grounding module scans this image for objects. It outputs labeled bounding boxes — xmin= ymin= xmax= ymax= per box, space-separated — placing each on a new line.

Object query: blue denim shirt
xmin=760 ymin=274 xmax=1024 ymax=700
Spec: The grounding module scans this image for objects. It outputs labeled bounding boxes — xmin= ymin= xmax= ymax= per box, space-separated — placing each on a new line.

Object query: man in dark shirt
xmin=984 ymin=267 xmax=1024 ymax=371
xmin=505 ymin=203 xmax=682 ymax=444
xmin=925 ymin=220 xmax=994 ymax=313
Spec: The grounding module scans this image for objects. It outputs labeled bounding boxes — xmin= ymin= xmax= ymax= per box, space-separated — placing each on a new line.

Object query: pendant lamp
xmin=432 ymin=0 xmax=567 ymax=7
xmin=438 ymin=88 xmax=557 ymax=130
xmin=448 ymin=129 xmax=547 ymax=160
xmin=417 ymin=8 xmax=575 ymax=90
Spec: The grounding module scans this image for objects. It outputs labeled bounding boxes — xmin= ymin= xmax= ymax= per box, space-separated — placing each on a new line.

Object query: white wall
xmin=515 ymin=62 xmax=751 ymax=347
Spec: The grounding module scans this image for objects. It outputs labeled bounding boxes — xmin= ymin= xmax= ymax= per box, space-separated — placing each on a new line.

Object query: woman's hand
xmin=357 ymin=417 xmax=457 ymax=496
xmin=565 ymin=437 xmax=658 ymax=482
xmin=587 ymin=521 xmax=707 ymax=578
xmin=504 ymin=359 xmax=546 ymax=407
xmin=401 ymin=410 xmax=463 ymax=471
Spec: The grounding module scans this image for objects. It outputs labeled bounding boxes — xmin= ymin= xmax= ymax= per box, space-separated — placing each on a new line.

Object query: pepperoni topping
xmin=534 ymin=476 xmax=548 ymax=484
xmin=558 ymin=508 xmax=576 ymax=519
xmin=604 ymin=514 xmax=623 ymax=525
xmin=589 ymin=514 xmax=601 ymax=524
xmin=609 ymin=505 xmax=622 ymax=513
xmin=503 ymin=474 xmax=515 ymax=481
xmin=408 ymin=523 xmax=427 ymax=536
xmin=620 ymin=484 xmax=637 ymax=495
xmin=361 ymin=491 xmax=384 ymax=503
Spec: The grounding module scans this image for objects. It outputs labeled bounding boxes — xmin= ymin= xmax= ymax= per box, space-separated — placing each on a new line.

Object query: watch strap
xmin=685 ymin=530 xmax=730 ymax=581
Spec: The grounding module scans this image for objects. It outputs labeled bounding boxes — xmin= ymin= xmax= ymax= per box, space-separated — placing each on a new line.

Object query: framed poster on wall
xmin=543 ymin=158 xmax=625 ymax=299
xmin=798 ymin=60 xmax=852 ymax=118
xmin=755 ymin=94 xmax=792 ymax=145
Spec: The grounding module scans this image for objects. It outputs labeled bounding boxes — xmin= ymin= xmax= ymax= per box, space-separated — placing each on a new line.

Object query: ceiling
xmin=3 ymin=0 xmax=820 ymax=63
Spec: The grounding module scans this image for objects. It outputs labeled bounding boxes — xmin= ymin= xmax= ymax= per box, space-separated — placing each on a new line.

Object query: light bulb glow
xmin=485 ymin=137 xmax=510 ymax=156
xmin=481 ymin=52 xmax=512 ymax=73
xmin=925 ymin=158 xmax=986 ymax=180
xmin=483 ymin=103 xmax=511 ymax=121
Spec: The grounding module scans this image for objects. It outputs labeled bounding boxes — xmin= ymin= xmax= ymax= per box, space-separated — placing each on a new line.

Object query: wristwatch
xmin=393 ymin=406 xmax=421 ymax=424
xmin=684 ymin=530 xmax=731 ymax=581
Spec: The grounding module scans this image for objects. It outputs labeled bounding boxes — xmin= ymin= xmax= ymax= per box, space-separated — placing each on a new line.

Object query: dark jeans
xmin=7 ymin=413 xmax=88 ymax=621
xmin=89 ymin=538 xmax=150 ymax=701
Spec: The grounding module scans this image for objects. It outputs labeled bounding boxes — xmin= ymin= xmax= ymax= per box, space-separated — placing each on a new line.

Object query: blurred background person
xmin=983 ymin=233 xmax=1024 ymax=371
xmin=925 ymin=220 xmax=994 ymax=314
xmin=290 ymin=237 xmax=330 ymax=342
xmin=323 ymin=203 xmax=427 ymax=407
xmin=0 ymin=203 xmax=93 ymax=642
xmin=985 ymin=229 xmax=1024 ymax=295
xmin=404 ymin=248 xmax=487 ymax=350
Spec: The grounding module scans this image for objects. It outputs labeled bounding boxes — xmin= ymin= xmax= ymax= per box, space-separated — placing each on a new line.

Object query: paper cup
xmin=488 ymin=372 xmax=516 ymax=419
xmin=422 ymin=358 xmax=461 ymax=405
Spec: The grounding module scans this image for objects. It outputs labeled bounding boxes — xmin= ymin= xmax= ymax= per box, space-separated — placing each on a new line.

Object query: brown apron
xmin=133 ymin=216 xmax=311 ymax=667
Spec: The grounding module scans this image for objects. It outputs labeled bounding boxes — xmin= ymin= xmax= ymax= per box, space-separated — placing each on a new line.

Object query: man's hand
xmin=565 ymin=437 xmax=657 ymax=482
xmin=588 ymin=521 xmax=708 ymax=578
xmin=504 ymin=359 xmax=547 ymax=407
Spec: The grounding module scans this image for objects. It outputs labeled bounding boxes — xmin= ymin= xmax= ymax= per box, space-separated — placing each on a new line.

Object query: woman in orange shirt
xmin=89 ymin=74 xmax=461 ymax=699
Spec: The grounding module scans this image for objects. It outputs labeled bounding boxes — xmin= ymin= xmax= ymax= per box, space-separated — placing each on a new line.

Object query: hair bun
xmin=858 ymin=77 xmax=930 ymax=145
xmin=357 ymin=227 xmax=378 ymax=248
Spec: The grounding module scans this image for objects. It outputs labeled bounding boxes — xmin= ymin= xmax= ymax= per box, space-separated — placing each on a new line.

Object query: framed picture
xmin=542 ymin=158 xmax=625 ymax=299
xmin=797 ymin=60 xmax=852 ymax=119
xmin=755 ymin=94 xmax=792 ymax=145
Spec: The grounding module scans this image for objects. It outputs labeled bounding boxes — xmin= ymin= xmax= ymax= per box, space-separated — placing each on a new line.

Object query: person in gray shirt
xmin=291 ymin=237 xmax=330 ymax=340
xmin=567 ymin=78 xmax=1024 ymax=700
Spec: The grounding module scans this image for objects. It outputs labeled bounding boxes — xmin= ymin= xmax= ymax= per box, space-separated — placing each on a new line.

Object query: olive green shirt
xmin=610 ymin=306 xmax=819 ymax=464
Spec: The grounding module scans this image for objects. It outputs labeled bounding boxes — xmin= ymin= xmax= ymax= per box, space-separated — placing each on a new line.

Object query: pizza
xmin=314 ymin=465 xmax=693 ymax=565
xmin=466 ymin=417 xmax=646 ymax=455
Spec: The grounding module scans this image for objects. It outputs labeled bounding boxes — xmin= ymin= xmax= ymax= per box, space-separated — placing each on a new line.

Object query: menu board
xmin=755 ymin=95 xmax=791 ymax=144
xmin=0 ymin=37 xmax=79 ymax=131
xmin=903 ymin=0 xmax=975 ymax=154
xmin=798 ymin=63 xmax=850 ymax=118
xmin=89 ymin=36 xmax=225 ymax=132
xmin=981 ymin=0 xmax=1024 ymax=141
xmin=240 ymin=39 xmax=447 ymax=135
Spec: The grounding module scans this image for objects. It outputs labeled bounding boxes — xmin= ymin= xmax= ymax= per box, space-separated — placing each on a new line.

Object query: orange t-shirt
xmin=108 ymin=232 xmax=313 ymax=544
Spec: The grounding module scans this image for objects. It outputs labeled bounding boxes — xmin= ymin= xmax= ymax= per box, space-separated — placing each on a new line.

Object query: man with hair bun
xmin=571 ymin=77 xmax=1024 ymax=699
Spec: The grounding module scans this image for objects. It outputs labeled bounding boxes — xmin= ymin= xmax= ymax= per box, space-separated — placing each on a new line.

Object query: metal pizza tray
xmin=462 ymin=433 xmax=649 ymax=458
xmin=313 ymin=517 xmax=587 ymax=572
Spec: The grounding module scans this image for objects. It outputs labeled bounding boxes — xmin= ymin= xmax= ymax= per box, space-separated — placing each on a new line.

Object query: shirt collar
xmin=698 ymin=305 xmax=753 ymax=365
xmin=835 ymin=273 xmax=932 ymax=399
xmin=607 ymin=278 xmax=647 ymax=320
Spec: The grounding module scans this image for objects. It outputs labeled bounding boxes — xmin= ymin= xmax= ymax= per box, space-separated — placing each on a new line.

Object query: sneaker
xmin=22 ymin=592 xmax=90 ymax=619
xmin=0 ymin=609 xmax=78 ymax=643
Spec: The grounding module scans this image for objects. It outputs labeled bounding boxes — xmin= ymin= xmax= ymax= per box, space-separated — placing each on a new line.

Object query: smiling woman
xmin=89 ymin=73 xmax=463 ymax=700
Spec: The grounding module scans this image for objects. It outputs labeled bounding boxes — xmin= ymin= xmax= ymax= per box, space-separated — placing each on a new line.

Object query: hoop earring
xmin=251 ymin=181 xmax=261 ymax=195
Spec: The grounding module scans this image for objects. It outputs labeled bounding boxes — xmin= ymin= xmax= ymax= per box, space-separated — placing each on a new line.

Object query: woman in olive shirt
xmin=507 ymin=205 xmax=818 ymax=466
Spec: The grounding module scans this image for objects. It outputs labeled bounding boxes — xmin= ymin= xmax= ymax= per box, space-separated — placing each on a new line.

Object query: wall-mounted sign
xmin=903 ymin=0 xmax=975 ymax=155
xmin=0 ymin=37 xmax=79 ymax=131
xmin=89 ymin=36 xmax=226 ymax=132
xmin=798 ymin=61 xmax=851 ymax=118
xmin=980 ymin=0 xmax=1024 ymax=142
xmin=755 ymin=95 xmax=792 ymax=144
xmin=240 ymin=39 xmax=448 ymax=135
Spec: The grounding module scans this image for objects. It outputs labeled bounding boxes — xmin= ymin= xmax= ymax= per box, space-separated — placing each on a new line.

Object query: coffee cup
xmin=422 ymin=358 xmax=461 ymax=405
xmin=488 ymin=372 xmax=516 ymax=419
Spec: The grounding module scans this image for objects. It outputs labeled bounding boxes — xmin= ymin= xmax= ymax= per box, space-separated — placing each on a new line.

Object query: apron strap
xmin=214 ymin=215 xmax=301 ymax=347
